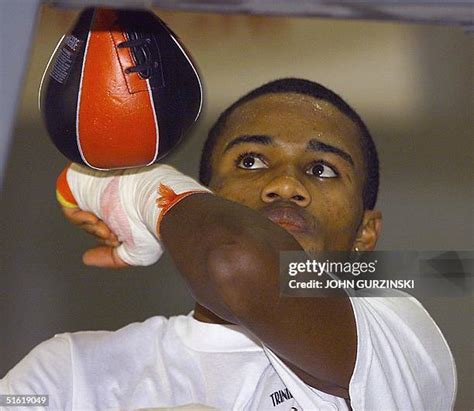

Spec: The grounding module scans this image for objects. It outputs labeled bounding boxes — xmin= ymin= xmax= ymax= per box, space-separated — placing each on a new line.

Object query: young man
xmin=1 ymin=79 xmax=456 ymax=410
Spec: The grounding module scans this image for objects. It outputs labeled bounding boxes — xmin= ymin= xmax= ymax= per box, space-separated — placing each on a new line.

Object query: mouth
xmin=262 ymin=205 xmax=311 ymax=233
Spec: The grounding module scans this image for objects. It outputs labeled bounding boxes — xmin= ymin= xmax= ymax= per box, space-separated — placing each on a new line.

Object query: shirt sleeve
xmin=348 ymin=290 xmax=456 ymax=411
xmin=262 ymin=290 xmax=457 ymax=411
xmin=0 ymin=334 xmax=73 ymax=411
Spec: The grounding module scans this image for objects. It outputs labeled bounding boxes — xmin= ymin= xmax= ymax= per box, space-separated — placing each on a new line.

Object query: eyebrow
xmin=224 ymin=134 xmax=274 ymax=152
xmin=223 ymin=134 xmax=354 ymax=167
xmin=307 ymin=139 xmax=354 ymax=167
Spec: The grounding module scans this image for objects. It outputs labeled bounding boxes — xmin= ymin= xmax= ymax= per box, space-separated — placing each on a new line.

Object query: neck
xmin=193 ymin=303 xmax=233 ymax=325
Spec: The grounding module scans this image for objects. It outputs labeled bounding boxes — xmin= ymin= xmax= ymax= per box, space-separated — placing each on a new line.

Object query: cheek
xmin=310 ymin=185 xmax=362 ymax=236
xmin=211 ymin=175 xmax=262 ymax=207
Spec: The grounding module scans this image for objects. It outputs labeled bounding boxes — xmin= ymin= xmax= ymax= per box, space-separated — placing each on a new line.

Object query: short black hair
xmin=199 ymin=78 xmax=379 ymax=210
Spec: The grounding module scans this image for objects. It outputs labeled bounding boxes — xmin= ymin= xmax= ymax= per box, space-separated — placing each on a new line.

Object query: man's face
xmin=209 ymin=92 xmax=372 ymax=252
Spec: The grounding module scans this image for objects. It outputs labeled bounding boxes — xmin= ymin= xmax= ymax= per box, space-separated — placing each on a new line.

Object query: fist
xmin=56 ymin=163 xmax=164 ymax=267
xmin=61 ymin=206 xmax=128 ymax=268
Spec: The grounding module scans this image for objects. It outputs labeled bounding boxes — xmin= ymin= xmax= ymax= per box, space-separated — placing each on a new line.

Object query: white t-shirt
xmin=1 ymin=291 xmax=456 ymax=411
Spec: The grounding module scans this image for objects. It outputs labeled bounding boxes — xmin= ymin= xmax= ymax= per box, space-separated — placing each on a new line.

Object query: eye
xmin=306 ymin=162 xmax=338 ymax=178
xmin=236 ymin=152 xmax=268 ymax=170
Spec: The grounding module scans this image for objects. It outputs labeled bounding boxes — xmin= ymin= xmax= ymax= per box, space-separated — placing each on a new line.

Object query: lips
xmin=262 ymin=205 xmax=310 ymax=232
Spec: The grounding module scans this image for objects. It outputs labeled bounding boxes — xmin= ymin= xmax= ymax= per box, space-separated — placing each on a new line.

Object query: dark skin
xmin=63 ymin=92 xmax=382 ymax=399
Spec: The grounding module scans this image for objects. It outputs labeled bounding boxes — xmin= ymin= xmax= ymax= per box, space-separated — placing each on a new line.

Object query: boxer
xmin=1 ymin=79 xmax=456 ymax=411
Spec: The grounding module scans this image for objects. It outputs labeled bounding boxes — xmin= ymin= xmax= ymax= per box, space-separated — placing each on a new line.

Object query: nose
xmin=261 ymin=174 xmax=311 ymax=207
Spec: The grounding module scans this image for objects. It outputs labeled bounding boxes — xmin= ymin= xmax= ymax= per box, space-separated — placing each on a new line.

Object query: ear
xmin=354 ymin=210 xmax=382 ymax=251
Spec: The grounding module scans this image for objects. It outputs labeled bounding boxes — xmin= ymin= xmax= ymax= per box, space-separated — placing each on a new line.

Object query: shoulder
xmin=2 ymin=333 xmax=72 ymax=381
xmin=1 ymin=316 xmax=174 ymax=409
xmin=350 ymin=289 xmax=454 ymax=358
xmin=70 ymin=315 xmax=169 ymax=346
xmin=263 ymin=291 xmax=457 ymax=410
xmin=0 ymin=334 xmax=73 ymax=409
xmin=1 ymin=316 xmax=171 ymax=390
xmin=67 ymin=315 xmax=171 ymax=369
xmin=348 ymin=290 xmax=457 ymax=410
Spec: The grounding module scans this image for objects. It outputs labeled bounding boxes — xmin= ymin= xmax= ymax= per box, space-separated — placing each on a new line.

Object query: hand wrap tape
xmin=56 ymin=163 xmax=211 ymax=266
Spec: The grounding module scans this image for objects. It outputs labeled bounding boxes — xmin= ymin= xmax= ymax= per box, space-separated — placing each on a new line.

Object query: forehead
xmin=214 ymin=92 xmax=364 ymax=162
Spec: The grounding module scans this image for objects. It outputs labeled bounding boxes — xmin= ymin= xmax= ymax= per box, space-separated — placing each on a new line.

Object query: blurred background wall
xmin=1 ymin=5 xmax=472 ymax=409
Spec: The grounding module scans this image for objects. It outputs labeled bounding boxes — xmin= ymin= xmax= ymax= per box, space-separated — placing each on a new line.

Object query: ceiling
xmin=48 ymin=0 xmax=474 ymax=29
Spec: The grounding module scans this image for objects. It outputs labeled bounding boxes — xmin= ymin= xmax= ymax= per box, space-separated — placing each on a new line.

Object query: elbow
xmin=206 ymin=235 xmax=278 ymax=320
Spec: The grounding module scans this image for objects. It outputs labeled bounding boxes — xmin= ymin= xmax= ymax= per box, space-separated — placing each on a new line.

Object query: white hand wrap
xmin=58 ymin=163 xmax=211 ymax=266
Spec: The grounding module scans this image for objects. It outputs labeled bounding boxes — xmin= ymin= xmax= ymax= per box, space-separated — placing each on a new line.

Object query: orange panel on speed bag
xmin=40 ymin=7 xmax=202 ymax=170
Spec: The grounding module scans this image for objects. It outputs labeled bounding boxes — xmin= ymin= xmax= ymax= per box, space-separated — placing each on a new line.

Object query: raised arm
xmin=161 ymin=193 xmax=357 ymax=398
xmin=57 ymin=163 xmax=356 ymax=398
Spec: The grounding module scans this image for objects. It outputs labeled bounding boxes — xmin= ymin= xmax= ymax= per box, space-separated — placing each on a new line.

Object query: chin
xmin=288 ymin=232 xmax=322 ymax=253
